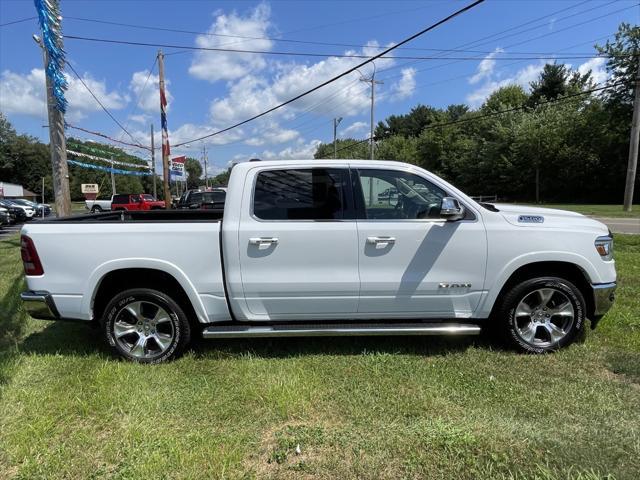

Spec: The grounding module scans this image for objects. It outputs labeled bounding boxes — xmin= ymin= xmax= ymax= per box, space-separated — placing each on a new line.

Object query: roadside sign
xmin=171 ymin=156 xmax=186 ymax=177
xmin=81 ymin=184 xmax=99 ymax=194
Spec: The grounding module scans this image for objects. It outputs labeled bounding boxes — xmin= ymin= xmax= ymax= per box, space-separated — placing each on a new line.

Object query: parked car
xmin=110 ymin=194 xmax=165 ymax=211
xmin=176 ymin=189 xmax=226 ymax=210
xmin=0 ymin=199 xmax=34 ymax=219
xmin=0 ymin=200 xmax=28 ymax=222
xmin=20 ymin=159 xmax=616 ymax=363
xmin=0 ymin=206 xmax=10 ymax=226
xmin=85 ymin=196 xmax=113 ymax=213
xmin=11 ymin=198 xmax=51 ymax=217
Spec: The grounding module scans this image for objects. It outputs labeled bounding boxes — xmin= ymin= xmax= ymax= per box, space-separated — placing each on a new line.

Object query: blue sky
xmin=1 ymin=0 xmax=638 ymax=176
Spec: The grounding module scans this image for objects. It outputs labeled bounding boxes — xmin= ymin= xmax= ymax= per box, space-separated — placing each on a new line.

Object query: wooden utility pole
xmin=150 ymin=123 xmax=157 ymax=198
xmin=158 ymin=50 xmax=171 ymax=208
xmin=623 ymin=62 xmax=640 ymax=212
xmin=333 ymin=117 xmax=342 ymax=159
xmin=36 ymin=37 xmax=71 ymax=217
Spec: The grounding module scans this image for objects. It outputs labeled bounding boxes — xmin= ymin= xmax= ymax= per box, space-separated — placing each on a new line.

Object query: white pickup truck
xmin=85 ymin=196 xmax=113 ymax=213
xmin=20 ymin=160 xmax=616 ymax=363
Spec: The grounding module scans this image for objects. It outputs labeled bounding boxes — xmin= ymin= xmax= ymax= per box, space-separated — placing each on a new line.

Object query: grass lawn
xmin=526 ymin=204 xmax=640 ymax=218
xmin=1 ymin=235 xmax=639 ymax=479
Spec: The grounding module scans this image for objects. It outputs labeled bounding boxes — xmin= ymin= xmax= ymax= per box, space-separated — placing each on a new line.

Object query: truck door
xmin=353 ymin=168 xmax=487 ymax=318
xmin=237 ymin=166 xmax=359 ymax=320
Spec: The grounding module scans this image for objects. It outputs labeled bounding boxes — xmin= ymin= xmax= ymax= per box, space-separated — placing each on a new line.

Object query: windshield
xmin=12 ymin=199 xmax=34 ymax=206
xmin=191 ymin=191 xmax=226 ymax=204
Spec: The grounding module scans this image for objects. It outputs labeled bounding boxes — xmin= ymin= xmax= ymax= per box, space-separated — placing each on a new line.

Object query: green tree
xmin=184 ymin=157 xmax=202 ymax=189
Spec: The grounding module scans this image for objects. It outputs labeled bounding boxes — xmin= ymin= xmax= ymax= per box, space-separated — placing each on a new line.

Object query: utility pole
xmin=359 ymin=66 xmax=383 ymax=161
xmin=202 ymin=143 xmax=209 ymax=188
xmin=150 ymin=123 xmax=157 ymax=198
xmin=158 ymin=50 xmax=172 ymax=208
xmin=110 ymin=158 xmax=116 ymax=196
xmin=33 ymin=35 xmax=71 ymax=217
xmin=41 ymin=177 xmax=45 ymax=218
xmin=333 ymin=117 xmax=342 ymax=159
xmin=623 ymin=62 xmax=640 ymax=212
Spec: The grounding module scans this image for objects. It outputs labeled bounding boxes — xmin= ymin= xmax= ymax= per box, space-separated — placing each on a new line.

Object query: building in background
xmin=0 ymin=182 xmax=38 ymax=200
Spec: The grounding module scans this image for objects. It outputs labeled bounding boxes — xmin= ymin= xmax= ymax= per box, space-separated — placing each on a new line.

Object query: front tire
xmin=102 ymin=288 xmax=191 ymax=363
xmin=497 ymin=277 xmax=585 ymax=353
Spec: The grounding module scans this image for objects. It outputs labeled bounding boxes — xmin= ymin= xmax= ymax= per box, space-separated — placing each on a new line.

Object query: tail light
xmin=21 ymin=235 xmax=44 ymax=276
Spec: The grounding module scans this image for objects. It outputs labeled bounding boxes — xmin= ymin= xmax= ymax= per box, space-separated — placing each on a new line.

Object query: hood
xmin=493 ymin=204 xmax=609 ymax=234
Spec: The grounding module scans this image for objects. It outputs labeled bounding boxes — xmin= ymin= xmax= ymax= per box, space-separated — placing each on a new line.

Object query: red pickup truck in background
xmin=111 ymin=194 xmax=165 ymax=211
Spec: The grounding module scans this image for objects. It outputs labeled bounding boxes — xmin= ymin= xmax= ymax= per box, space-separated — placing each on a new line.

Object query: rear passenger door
xmin=237 ymin=166 xmax=359 ymax=320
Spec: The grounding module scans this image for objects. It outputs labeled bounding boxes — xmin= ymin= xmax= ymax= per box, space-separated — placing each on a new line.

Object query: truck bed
xmin=44 ymin=209 xmax=224 ymax=223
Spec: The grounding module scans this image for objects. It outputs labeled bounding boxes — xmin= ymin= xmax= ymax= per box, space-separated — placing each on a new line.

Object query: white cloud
xmin=189 ymin=3 xmax=273 ymax=82
xmin=341 ymin=120 xmax=368 ymax=137
xmin=578 ymin=57 xmax=608 ymax=85
xmin=466 ymin=62 xmax=545 ymax=107
xmin=469 ymin=48 xmax=504 ymax=84
xmin=260 ymin=139 xmax=322 ymax=160
xmin=390 ymin=68 xmax=416 ymax=100
xmin=129 ymin=113 xmax=152 ymax=125
xmin=129 ymin=70 xmax=172 ymax=113
xmin=0 ymin=68 xmax=126 ymax=121
xmin=0 ymin=69 xmax=46 ymax=117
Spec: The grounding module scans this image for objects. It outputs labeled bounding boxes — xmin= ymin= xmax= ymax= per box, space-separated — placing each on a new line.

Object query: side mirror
xmin=440 ymin=197 xmax=464 ymax=221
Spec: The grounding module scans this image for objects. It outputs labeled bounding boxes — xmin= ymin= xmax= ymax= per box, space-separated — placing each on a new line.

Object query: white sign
xmin=81 ymin=183 xmax=99 ymax=194
xmin=170 ymin=161 xmax=185 ymax=177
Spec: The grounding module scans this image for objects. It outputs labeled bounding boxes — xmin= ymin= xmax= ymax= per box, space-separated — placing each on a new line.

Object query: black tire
xmin=91 ymin=205 xmax=102 ymax=213
xmin=102 ymin=288 xmax=191 ymax=363
xmin=497 ymin=277 xmax=586 ymax=353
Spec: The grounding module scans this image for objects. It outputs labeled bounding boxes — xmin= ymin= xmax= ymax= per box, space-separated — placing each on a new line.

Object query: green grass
xmin=528 ymin=204 xmax=640 ymax=218
xmin=1 ymin=235 xmax=639 ymax=479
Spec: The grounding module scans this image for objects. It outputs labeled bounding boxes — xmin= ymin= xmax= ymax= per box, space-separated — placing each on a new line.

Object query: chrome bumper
xmin=592 ymin=282 xmax=616 ymax=318
xmin=20 ymin=291 xmax=60 ymax=320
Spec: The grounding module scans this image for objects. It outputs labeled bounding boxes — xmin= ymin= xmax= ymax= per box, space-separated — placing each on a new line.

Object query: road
xmin=593 ymin=217 xmax=640 ymax=235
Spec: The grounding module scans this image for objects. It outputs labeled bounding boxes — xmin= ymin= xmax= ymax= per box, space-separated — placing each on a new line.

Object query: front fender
xmin=476 ymin=250 xmax=602 ymax=318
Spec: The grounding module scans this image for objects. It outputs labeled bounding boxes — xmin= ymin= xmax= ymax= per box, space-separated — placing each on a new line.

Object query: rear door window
xmin=253 ymin=168 xmax=349 ymax=220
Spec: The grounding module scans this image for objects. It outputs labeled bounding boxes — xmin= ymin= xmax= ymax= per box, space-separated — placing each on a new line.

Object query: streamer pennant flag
xmin=67 ymin=159 xmax=150 ymax=176
xmin=67 ymin=150 xmax=151 ymax=170
xmin=34 ymin=0 xmax=68 ymax=113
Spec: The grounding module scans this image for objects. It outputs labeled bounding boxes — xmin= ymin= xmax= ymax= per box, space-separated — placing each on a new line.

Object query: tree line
xmin=315 ymin=23 xmax=639 ymax=203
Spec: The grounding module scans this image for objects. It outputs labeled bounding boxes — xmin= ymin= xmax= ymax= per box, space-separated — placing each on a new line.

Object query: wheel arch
xmin=488 ymin=261 xmax=594 ymax=320
xmin=86 ymin=260 xmax=208 ymax=325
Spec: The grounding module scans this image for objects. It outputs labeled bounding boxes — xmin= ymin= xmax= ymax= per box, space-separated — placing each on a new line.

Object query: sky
xmin=0 ymin=0 xmax=638 ymax=177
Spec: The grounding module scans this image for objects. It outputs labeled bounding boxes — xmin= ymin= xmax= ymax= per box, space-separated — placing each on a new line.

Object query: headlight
xmin=595 ymin=235 xmax=613 ymax=261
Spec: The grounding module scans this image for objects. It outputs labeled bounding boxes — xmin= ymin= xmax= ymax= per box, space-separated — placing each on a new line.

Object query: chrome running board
xmin=202 ymin=322 xmax=481 ymax=339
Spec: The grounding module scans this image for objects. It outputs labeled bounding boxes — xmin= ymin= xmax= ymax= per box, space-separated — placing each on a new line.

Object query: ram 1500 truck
xmin=20 ymin=160 xmax=617 ymax=363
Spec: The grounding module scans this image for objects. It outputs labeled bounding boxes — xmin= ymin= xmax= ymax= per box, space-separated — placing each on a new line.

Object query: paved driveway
xmin=593 ymin=217 xmax=640 ymax=235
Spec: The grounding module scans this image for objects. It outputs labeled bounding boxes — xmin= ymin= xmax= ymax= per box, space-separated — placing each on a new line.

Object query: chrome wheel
xmin=514 ymin=288 xmax=575 ymax=348
xmin=113 ymin=300 xmax=175 ymax=359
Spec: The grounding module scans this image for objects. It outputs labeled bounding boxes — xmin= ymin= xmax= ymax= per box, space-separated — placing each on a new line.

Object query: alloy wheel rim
xmin=113 ymin=300 xmax=175 ymax=359
xmin=514 ymin=288 xmax=575 ymax=348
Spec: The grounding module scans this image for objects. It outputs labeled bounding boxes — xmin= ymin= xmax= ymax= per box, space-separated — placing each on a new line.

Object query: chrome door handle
xmin=249 ymin=237 xmax=279 ymax=246
xmin=367 ymin=236 xmax=396 ymax=245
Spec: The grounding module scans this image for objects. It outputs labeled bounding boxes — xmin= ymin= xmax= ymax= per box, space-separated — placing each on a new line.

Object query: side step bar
xmin=202 ymin=323 xmax=481 ymax=339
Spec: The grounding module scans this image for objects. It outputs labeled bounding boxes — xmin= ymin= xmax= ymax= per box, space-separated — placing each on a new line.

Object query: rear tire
xmin=497 ymin=277 xmax=585 ymax=353
xmin=102 ymin=288 xmax=191 ymax=363
xmin=91 ymin=205 xmax=103 ymax=213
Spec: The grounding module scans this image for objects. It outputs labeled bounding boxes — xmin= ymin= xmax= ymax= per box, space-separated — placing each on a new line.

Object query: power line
xmin=66 ymin=60 xmax=139 ymax=145
xmin=171 ymin=0 xmax=487 ymax=148
xmin=62 ymin=13 xmax=611 ymax=56
xmin=0 ymin=16 xmax=36 ymax=27
xmin=66 ymin=124 xmax=150 ymax=150
xmin=374 ymin=0 xmax=626 ymax=79
xmin=115 ymin=56 xmax=158 ymax=142
xmin=63 ymin=34 xmax=633 ymax=61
